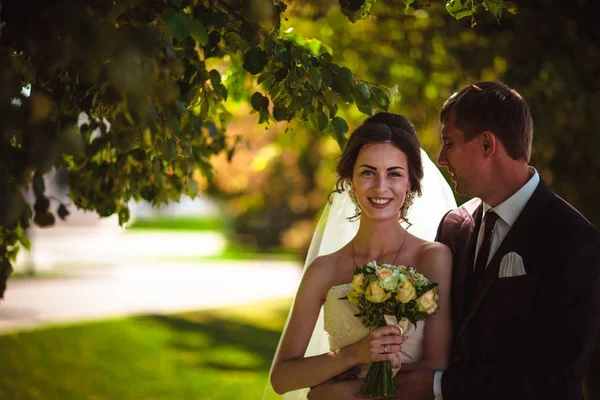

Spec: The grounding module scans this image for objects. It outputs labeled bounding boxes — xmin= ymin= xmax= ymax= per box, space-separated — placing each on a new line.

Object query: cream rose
xmin=377 ymin=268 xmax=393 ymax=281
xmin=380 ymin=276 xmax=399 ymax=291
xmin=366 ymin=281 xmax=391 ymax=303
xmin=395 ymin=276 xmax=416 ymax=304
xmin=416 ymin=289 xmax=438 ymax=314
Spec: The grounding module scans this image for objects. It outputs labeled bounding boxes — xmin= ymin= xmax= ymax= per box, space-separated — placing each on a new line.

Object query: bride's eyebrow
xmin=359 ymin=164 xmax=405 ymax=171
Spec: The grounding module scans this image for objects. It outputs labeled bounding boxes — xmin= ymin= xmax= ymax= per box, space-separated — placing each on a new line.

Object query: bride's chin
xmin=362 ymin=211 xmax=401 ymax=222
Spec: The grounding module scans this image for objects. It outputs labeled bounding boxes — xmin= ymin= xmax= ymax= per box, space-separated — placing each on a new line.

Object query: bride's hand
xmin=350 ymin=325 xmax=405 ymax=364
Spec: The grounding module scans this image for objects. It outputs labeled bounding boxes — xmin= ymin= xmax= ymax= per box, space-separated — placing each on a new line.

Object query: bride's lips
xmin=368 ymin=197 xmax=392 ymax=208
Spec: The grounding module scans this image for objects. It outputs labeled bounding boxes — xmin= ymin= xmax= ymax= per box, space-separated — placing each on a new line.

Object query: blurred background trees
xmin=1 ymin=0 xmax=599 ymax=296
xmin=211 ymin=0 xmax=600 ymax=252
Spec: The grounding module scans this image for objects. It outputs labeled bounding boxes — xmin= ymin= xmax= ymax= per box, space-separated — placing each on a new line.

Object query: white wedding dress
xmin=265 ymin=149 xmax=456 ymax=400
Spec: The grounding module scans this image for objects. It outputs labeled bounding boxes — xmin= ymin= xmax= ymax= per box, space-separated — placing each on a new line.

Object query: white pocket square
xmin=498 ymin=252 xmax=526 ymax=278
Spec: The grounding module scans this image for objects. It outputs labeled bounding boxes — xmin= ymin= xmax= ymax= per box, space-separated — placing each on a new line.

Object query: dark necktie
xmin=472 ymin=211 xmax=499 ymax=288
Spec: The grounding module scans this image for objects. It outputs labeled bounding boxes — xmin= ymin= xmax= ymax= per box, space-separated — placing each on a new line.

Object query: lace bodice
xmin=323 ymin=284 xmax=425 ymax=364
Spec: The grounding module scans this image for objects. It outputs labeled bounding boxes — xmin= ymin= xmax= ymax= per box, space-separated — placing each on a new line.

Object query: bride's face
xmin=352 ymin=142 xmax=410 ymax=222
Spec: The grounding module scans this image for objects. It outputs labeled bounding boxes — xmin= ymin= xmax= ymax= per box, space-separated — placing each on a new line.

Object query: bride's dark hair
xmin=331 ymin=112 xmax=424 ymax=221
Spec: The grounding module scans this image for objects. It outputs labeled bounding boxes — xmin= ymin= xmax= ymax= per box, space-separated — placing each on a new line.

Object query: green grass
xmin=9 ymin=270 xmax=67 ymax=279
xmin=0 ymin=299 xmax=292 ymax=400
xmin=129 ymin=217 xmax=225 ymax=231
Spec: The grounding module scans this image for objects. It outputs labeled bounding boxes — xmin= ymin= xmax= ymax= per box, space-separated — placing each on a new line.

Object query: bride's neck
xmin=352 ymin=218 xmax=406 ymax=260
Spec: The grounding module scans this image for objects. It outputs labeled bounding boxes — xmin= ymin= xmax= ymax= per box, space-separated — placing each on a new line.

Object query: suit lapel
xmin=453 ymin=204 xmax=483 ymax=329
xmin=456 ymin=180 xmax=551 ymax=340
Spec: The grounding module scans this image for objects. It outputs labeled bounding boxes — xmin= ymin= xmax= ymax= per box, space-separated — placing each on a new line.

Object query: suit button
xmin=453 ymin=355 xmax=462 ymax=363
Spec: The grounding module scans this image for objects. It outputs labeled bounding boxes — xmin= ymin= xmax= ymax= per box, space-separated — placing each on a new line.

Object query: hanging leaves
xmin=243 ymin=48 xmax=268 ymax=75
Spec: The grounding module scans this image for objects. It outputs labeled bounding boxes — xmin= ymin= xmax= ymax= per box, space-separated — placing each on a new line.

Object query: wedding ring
xmin=383 ymin=345 xmax=388 ymax=354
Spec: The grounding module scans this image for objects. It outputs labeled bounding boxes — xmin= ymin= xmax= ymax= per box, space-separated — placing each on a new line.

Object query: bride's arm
xmin=412 ymin=242 xmax=453 ymax=371
xmin=270 ymin=256 xmax=404 ymax=394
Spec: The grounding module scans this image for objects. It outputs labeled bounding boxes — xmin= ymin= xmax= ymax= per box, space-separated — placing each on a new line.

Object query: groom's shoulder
xmin=444 ymin=197 xmax=481 ymax=225
xmin=547 ymin=191 xmax=599 ymax=239
xmin=435 ymin=198 xmax=480 ymax=244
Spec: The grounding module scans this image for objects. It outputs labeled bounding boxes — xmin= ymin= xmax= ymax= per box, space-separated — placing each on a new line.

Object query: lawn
xmin=0 ymin=299 xmax=292 ymax=400
xmin=129 ymin=216 xmax=226 ymax=232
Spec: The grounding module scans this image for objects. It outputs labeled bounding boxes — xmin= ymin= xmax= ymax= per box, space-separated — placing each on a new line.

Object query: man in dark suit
xmin=395 ymin=81 xmax=600 ymax=399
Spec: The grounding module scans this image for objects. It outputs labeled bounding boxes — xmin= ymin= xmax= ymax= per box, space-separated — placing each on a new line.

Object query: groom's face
xmin=438 ymin=113 xmax=485 ymax=197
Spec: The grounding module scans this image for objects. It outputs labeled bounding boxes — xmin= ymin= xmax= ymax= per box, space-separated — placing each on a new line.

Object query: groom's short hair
xmin=440 ymin=81 xmax=533 ymax=162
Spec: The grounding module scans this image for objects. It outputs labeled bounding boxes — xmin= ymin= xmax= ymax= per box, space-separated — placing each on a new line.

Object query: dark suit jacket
xmin=435 ymin=179 xmax=600 ymax=400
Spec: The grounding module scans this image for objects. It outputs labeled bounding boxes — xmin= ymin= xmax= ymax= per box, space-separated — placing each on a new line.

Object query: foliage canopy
xmin=1 ymin=0 xmax=515 ymax=297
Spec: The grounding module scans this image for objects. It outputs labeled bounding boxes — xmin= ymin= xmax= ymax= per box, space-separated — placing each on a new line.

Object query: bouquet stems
xmin=360 ymin=360 xmax=396 ymax=399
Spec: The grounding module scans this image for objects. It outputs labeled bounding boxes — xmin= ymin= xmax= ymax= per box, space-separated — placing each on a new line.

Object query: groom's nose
xmin=438 ymin=147 xmax=448 ymax=167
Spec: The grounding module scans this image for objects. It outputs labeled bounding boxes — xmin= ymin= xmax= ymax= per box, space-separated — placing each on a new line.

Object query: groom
xmin=395 ymin=81 xmax=600 ymax=399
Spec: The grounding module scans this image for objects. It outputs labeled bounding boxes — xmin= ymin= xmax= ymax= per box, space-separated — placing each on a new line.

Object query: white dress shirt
xmin=433 ymin=168 xmax=540 ymax=399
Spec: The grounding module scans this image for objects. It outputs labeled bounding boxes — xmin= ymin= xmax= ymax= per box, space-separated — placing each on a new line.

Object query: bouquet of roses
xmin=344 ymin=260 xmax=439 ymax=399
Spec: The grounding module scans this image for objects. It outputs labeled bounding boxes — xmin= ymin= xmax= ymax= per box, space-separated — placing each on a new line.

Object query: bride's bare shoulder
xmin=303 ymin=249 xmax=352 ymax=281
xmin=415 ymin=240 xmax=452 ymax=273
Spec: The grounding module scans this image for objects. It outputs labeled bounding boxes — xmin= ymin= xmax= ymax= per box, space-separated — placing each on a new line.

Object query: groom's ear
xmin=480 ymin=131 xmax=497 ymax=157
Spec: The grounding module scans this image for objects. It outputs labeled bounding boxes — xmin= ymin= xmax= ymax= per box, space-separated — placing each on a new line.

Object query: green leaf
xmin=445 ymin=0 xmax=477 ymax=20
xmin=57 ymin=203 xmax=70 ymax=220
xmin=118 ymin=206 xmax=131 ymax=226
xmin=316 ymin=109 xmax=329 ymax=131
xmin=339 ymin=0 xmax=366 ymax=13
xmin=33 ymin=173 xmax=45 ymax=197
xmin=184 ymin=178 xmax=199 ymax=197
xmin=357 ymin=82 xmax=371 ymax=101
xmin=257 ymin=72 xmax=274 ymax=85
xmin=484 ymin=0 xmax=503 ymax=22
xmin=338 ymin=67 xmax=354 ymax=86
xmin=274 ymin=41 xmax=291 ymax=66
xmin=308 ymin=67 xmax=322 ymax=91
xmin=305 ymin=39 xmax=322 ymax=55
xmin=165 ymin=139 xmax=177 ymax=161
xmin=331 ymin=116 xmax=348 ymax=148
xmin=189 ymin=17 xmax=208 ymax=45
xmin=209 ymin=69 xmax=221 ymax=86
xmin=251 ymin=92 xmax=269 ymax=112
xmin=503 ymin=1 xmax=518 ymax=14
xmin=404 ymin=0 xmax=416 ymax=9
xmin=243 ymin=48 xmax=268 ymax=75
xmin=162 ymin=8 xmax=190 ymax=42
xmin=371 ymin=86 xmax=390 ymax=111
xmin=34 ymin=211 xmax=55 ymax=227
xmin=17 ymin=230 xmax=31 ymax=251
xmin=273 ymin=106 xmax=289 ymax=122
xmin=321 ymin=89 xmax=340 ymax=110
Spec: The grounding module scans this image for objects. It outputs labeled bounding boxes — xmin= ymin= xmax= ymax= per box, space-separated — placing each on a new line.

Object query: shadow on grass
xmin=141 ymin=307 xmax=290 ymax=373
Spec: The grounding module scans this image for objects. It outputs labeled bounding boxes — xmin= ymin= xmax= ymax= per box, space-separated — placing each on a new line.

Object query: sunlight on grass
xmin=0 ymin=299 xmax=292 ymax=400
xmin=129 ymin=217 xmax=225 ymax=231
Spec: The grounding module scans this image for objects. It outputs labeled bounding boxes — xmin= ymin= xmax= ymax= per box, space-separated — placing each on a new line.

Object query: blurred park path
xmin=1 ymin=218 xmax=303 ymax=335
xmin=0 ymin=260 xmax=302 ymax=334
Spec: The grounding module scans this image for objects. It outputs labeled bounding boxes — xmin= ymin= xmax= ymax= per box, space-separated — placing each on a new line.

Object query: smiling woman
xmin=267 ymin=112 xmax=455 ymax=400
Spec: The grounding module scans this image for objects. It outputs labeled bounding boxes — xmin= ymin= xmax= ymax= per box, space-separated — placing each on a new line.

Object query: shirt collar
xmin=483 ymin=167 xmax=540 ymax=227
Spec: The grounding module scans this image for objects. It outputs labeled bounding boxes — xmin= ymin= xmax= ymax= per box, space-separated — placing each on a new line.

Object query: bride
xmin=268 ymin=112 xmax=456 ymax=399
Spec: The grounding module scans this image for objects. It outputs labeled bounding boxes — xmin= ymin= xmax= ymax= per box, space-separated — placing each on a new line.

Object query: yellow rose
xmin=366 ymin=282 xmax=391 ymax=303
xmin=395 ymin=278 xmax=416 ymax=304
xmin=350 ymin=273 xmax=365 ymax=293
xmin=347 ymin=290 xmax=360 ymax=305
xmin=416 ymin=289 xmax=438 ymax=314
xmin=377 ymin=268 xmax=393 ymax=281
